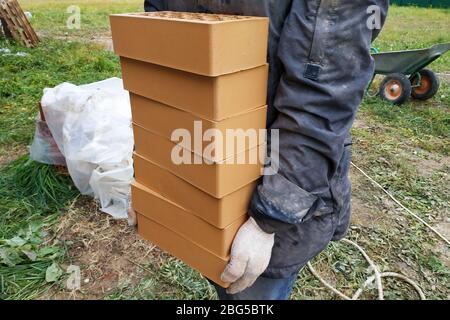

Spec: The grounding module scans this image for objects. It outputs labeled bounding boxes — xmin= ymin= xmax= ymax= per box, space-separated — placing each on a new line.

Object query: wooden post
xmin=0 ymin=0 xmax=39 ymax=47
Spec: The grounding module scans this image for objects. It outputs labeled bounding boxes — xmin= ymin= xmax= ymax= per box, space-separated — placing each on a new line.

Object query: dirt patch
xmin=413 ymin=156 xmax=450 ymax=177
xmin=396 ymin=145 xmax=450 ymax=178
xmin=434 ymin=217 xmax=450 ymax=269
xmin=42 ymin=196 xmax=166 ymax=300
xmin=37 ymin=31 xmax=114 ymax=51
xmin=435 ymin=214 xmax=450 ymax=239
xmin=349 ymin=169 xmax=410 ymax=230
xmin=351 ymin=159 xmax=450 ymax=269
xmin=0 ymin=145 xmax=27 ymax=167
xmin=351 ymin=196 xmax=382 ymax=229
xmin=437 ymin=73 xmax=450 ymax=84
xmin=88 ymin=35 xmax=113 ymax=51
xmin=353 ymin=117 xmax=369 ymax=130
xmin=38 ymin=151 xmax=448 ymax=300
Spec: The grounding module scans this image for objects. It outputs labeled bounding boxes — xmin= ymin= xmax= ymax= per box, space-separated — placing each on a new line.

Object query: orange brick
xmin=130 ymin=93 xmax=267 ymax=158
xmin=134 ymin=154 xmax=255 ymax=229
xmin=110 ymin=12 xmax=269 ymax=76
xmin=133 ymin=126 xmax=265 ymax=198
xmin=122 ymin=59 xmax=268 ymax=121
xmin=132 ymin=182 xmax=245 ymax=258
xmin=137 ymin=213 xmax=230 ymax=288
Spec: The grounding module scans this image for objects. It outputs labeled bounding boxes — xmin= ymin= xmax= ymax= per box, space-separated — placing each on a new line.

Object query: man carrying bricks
xmin=144 ymin=0 xmax=389 ymax=300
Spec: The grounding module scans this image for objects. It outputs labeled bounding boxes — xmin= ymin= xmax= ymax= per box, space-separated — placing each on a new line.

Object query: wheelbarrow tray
xmin=373 ymin=43 xmax=450 ymax=76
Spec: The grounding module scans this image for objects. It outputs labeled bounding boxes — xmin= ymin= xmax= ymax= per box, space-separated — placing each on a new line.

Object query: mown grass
xmin=362 ymin=81 xmax=450 ymax=155
xmin=1 ymin=2 xmax=449 ymax=300
xmin=0 ymin=38 xmax=121 ymax=299
xmin=373 ymin=6 xmax=450 ymax=72
xmin=18 ymin=2 xmax=450 ymax=71
xmin=106 ymin=258 xmax=217 ymax=300
xmin=0 ymin=156 xmax=79 ymax=299
xmin=19 ymin=0 xmax=143 ymax=37
xmin=0 ymin=38 xmax=121 ymax=154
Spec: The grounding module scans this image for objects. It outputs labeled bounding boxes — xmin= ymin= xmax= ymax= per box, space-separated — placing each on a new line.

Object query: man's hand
xmin=128 ymin=207 xmax=137 ymax=227
xmin=221 ymin=217 xmax=275 ymax=294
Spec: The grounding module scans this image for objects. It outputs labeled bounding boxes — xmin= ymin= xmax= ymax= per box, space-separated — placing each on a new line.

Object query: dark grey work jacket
xmin=144 ymin=0 xmax=389 ymax=278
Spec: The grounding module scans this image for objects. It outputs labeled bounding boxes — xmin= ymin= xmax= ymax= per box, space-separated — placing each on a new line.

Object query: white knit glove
xmin=127 ymin=193 xmax=137 ymax=227
xmin=221 ymin=217 xmax=275 ymax=294
xmin=128 ymin=207 xmax=137 ymax=227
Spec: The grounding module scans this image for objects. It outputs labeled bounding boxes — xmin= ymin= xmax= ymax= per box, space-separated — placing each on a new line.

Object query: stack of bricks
xmin=110 ymin=12 xmax=269 ymax=287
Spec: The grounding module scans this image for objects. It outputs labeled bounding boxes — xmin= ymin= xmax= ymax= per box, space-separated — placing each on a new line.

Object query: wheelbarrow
xmin=370 ymin=43 xmax=450 ymax=105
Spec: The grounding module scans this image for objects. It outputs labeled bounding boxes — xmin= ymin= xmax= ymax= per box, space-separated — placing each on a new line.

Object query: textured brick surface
xmin=111 ymin=12 xmax=268 ymax=76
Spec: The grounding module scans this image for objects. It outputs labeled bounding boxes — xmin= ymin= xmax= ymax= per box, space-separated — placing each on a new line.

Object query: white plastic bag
xmin=40 ymin=78 xmax=134 ymax=219
xmin=30 ymin=116 xmax=66 ymax=166
xmin=89 ymin=161 xmax=134 ymax=217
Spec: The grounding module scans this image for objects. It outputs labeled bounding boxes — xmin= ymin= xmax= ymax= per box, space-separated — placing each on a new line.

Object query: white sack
xmin=40 ymin=78 xmax=134 ymax=218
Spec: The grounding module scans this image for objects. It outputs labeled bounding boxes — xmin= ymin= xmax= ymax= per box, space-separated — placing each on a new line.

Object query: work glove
xmin=128 ymin=207 xmax=137 ymax=227
xmin=221 ymin=217 xmax=275 ymax=294
xmin=127 ymin=193 xmax=137 ymax=227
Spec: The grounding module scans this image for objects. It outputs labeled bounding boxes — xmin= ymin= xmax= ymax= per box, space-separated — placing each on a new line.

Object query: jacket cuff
xmin=144 ymin=0 xmax=161 ymax=12
xmin=248 ymin=208 xmax=293 ymax=234
xmin=249 ymin=173 xmax=333 ymax=234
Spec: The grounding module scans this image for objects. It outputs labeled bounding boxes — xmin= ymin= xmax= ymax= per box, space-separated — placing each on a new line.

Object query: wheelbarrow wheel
xmin=379 ymin=73 xmax=412 ymax=105
xmin=410 ymin=68 xmax=440 ymax=101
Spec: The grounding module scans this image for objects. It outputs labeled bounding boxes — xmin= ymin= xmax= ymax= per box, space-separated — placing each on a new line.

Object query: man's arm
xmin=249 ymin=0 xmax=389 ymax=234
xmin=144 ymin=0 xmax=165 ymax=12
xmin=223 ymin=0 xmax=389 ymax=294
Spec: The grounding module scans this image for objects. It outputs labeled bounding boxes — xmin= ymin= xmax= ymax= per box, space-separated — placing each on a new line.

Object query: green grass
xmin=363 ymin=93 xmax=450 ymax=140
xmin=351 ymin=100 xmax=450 ymax=221
xmin=18 ymin=2 xmax=450 ymax=72
xmin=107 ymin=258 xmax=217 ymax=300
xmin=0 ymin=156 xmax=79 ymax=299
xmin=17 ymin=1 xmax=450 ymax=71
xmin=1 ymin=2 xmax=449 ymax=300
xmin=373 ymin=5 xmax=450 ymax=72
xmin=19 ymin=0 xmax=143 ymax=37
xmin=0 ymin=34 xmax=121 ymax=300
xmin=362 ymin=81 xmax=450 ymax=155
xmin=0 ymin=38 xmax=121 ymax=154
xmin=0 ymin=20 xmax=122 ymax=299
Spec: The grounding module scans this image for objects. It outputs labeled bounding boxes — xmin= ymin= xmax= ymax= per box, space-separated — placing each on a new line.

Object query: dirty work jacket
xmin=144 ymin=0 xmax=389 ymax=278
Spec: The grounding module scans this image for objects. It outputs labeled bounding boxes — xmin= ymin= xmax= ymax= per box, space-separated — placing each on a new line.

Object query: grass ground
xmin=0 ymin=1 xmax=449 ymax=299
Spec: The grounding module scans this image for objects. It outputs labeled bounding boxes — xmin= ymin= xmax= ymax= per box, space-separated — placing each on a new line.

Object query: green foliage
xmin=107 ymin=258 xmax=217 ymax=300
xmin=0 ymin=22 xmax=120 ymax=300
xmin=19 ymin=0 xmax=143 ymax=38
xmin=373 ymin=5 xmax=450 ymax=72
xmin=0 ymin=38 xmax=121 ymax=151
xmin=158 ymin=258 xmax=217 ymax=300
xmin=0 ymin=156 xmax=79 ymax=299
xmin=0 ymin=1 xmax=447 ymax=300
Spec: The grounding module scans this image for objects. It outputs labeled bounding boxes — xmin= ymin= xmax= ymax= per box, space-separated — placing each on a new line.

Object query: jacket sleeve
xmin=144 ymin=0 xmax=165 ymax=12
xmin=250 ymin=0 xmax=389 ymax=234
